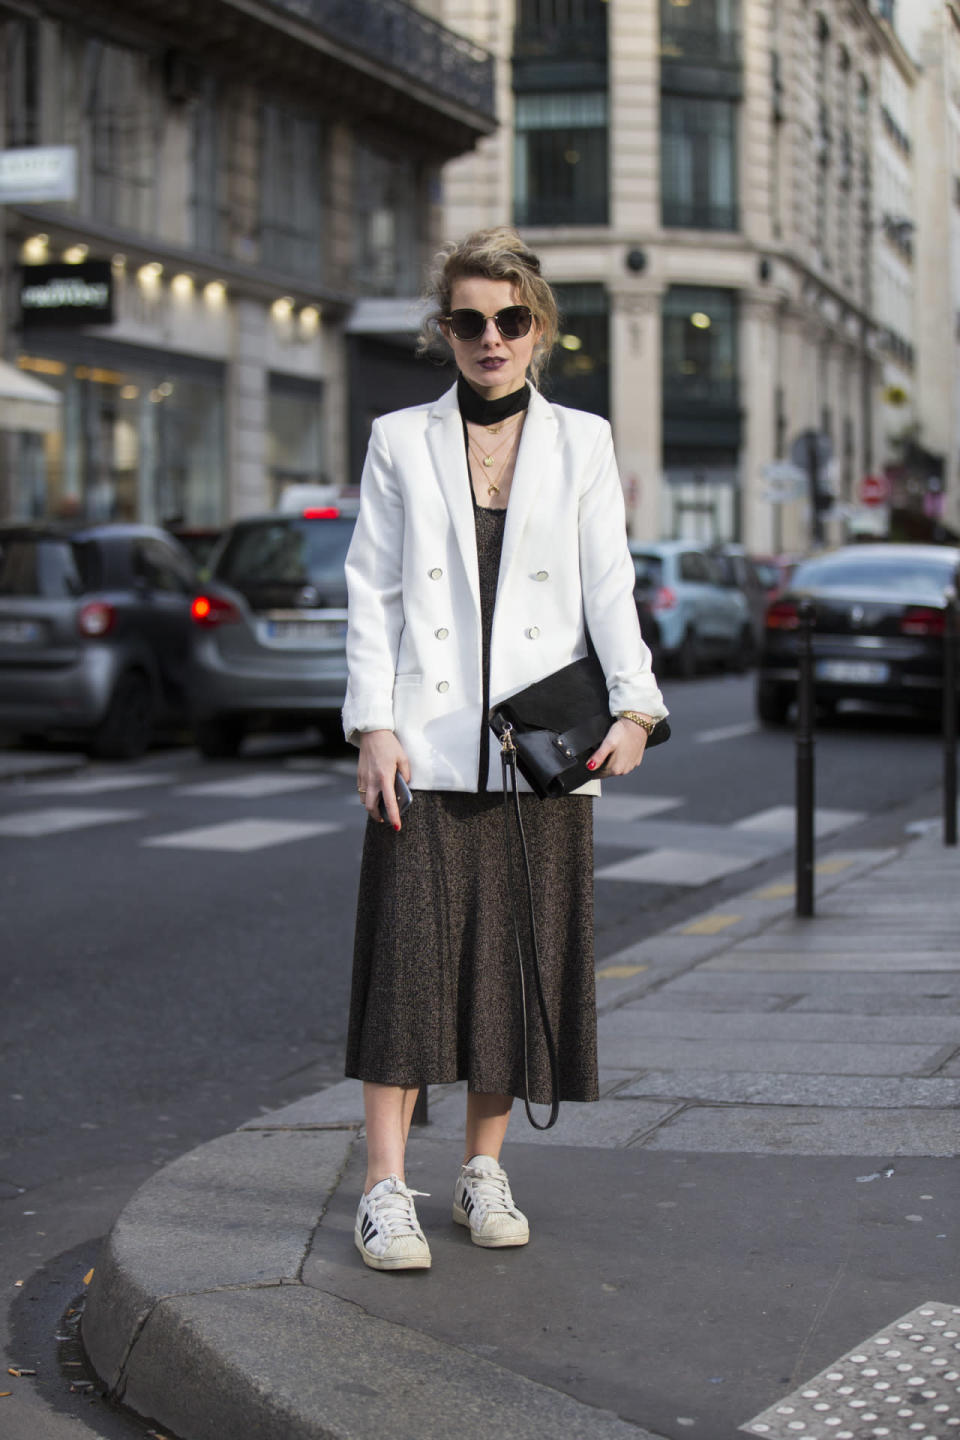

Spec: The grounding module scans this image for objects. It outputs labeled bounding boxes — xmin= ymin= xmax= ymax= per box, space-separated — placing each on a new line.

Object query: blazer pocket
xmin=393 ymin=672 xmax=423 ymax=687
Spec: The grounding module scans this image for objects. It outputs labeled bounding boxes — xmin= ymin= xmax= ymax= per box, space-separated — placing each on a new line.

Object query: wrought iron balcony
xmin=272 ymin=0 xmax=495 ymax=118
xmin=660 ymin=24 xmax=741 ymax=68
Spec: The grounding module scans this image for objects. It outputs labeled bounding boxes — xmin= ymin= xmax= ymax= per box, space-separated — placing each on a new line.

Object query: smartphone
xmin=378 ymin=772 xmax=413 ymax=822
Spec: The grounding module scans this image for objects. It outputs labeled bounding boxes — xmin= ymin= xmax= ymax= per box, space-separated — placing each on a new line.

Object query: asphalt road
xmin=0 ymin=672 xmax=948 ymax=1440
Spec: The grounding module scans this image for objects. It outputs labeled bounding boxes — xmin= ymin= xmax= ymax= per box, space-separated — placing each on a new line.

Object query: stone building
xmin=0 ymin=0 xmax=494 ymax=523
xmin=439 ymin=0 xmax=946 ymax=550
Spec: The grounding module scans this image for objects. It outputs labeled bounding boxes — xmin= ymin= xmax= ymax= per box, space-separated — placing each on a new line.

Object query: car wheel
xmin=756 ymin=679 xmax=791 ymax=726
xmin=675 ymin=628 xmax=698 ymax=680
xmin=90 ymin=670 xmax=155 ymax=760
xmin=195 ymin=715 xmax=246 ymax=759
xmin=729 ymin=624 xmax=756 ymax=674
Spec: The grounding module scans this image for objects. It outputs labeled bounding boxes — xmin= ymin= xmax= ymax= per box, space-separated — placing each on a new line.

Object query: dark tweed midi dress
xmin=345 ymin=498 xmax=599 ymax=1106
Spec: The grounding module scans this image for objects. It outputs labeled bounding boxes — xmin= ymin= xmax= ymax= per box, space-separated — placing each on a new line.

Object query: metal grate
xmin=742 ymin=1302 xmax=960 ymax=1439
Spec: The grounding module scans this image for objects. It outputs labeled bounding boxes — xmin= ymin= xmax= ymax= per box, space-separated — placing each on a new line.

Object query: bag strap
xmin=498 ymin=725 xmax=560 ymax=1131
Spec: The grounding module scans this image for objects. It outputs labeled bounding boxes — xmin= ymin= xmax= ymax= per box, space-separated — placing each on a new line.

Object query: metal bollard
xmin=795 ymin=598 xmax=816 ymax=917
xmin=944 ymin=588 xmax=958 ymax=847
xmin=411 ymin=1086 xmax=429 ymax=1126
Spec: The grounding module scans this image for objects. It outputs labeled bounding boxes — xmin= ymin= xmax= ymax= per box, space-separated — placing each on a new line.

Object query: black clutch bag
xmin=489 ymin=652 xmax=670 ymax=800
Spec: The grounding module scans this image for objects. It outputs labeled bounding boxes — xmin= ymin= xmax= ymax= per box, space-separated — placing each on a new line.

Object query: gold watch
xmin=618 ymin=710 xmax=658 ymax=737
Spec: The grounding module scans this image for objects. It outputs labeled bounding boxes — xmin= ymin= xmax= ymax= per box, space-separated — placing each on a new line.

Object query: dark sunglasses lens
xmin=449 ymin=309 xmax=485 ymax=340
xmin=496 ymin=306 xmax=533 ymax=339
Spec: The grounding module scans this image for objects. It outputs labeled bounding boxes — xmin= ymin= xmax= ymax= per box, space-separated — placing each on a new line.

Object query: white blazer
xmin=342 ymin=381 xmax=667 ymax=794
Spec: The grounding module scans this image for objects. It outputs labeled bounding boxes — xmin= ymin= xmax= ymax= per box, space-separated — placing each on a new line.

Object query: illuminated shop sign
xmin=0 ymin=146 xmax=77 ymax=203
xmin=20 ymin=262 xmax=114 ymax=327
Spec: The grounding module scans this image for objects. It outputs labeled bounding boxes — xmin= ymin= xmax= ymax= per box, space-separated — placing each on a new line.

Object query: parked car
xmin=164 ymin=523 xmax=224 ymax=575
xmin=751 ymin=553 xmax=795 ymax=600
xmin=756 ymin=542 xmax=960 ymax=725
xmin=708 ymin=544 xmax=768 ymax=651
xmin=629 ymin=540 xmax=754 ymax=677
xmin=188 ymin=502 xmax=359 ymax=757
xmin=631 ymin=571 xmax=662 ymax=675
xmin=0 ymin=523 xmax=198 ymax=757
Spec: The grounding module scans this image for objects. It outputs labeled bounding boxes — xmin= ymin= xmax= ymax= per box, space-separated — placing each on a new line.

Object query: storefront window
xmin=16 ymin=350 xmax=224 ymax=525
xmin=268 ymin=378 xmax=324 ymax=503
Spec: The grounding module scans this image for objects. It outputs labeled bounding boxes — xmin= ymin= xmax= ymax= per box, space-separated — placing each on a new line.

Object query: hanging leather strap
xmin=499 ymin=724 xmax=560 ymax=1130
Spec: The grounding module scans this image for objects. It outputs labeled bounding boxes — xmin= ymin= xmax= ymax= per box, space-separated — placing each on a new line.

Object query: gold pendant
xmin=487 ymin=482 xmax=500 ymax=496
xmin=482 ymin=455 xmax=494 ymax=468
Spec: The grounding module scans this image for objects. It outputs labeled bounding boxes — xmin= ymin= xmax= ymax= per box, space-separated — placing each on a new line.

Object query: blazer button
xmin=429 ymin=567 xmax=443 ymax=580
xmin=534 ymin=570 xmax=549 ymax=581
xmin=435 ymin=627 xmax=449 ymax=640
xmin=436 ymin=680 xmax=450 ymax=693
xmin=527 ymin=626 xmax=541 ymax=639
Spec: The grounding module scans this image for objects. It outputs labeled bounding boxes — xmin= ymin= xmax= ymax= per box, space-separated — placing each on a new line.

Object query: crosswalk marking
xmin=0 ymin=807 xmax=143 ymax=837
xmin=142 ymin=818 xmax=341 ymax=852
xmin=176 ymin=774 xmax=334 ymax=799
xmin=26 ymin=773 xmax=177 ymax=796
xmin=594 ymin=794 xmax=683 ymax=822
xmin=733 ymin=804 xmax=864 ymax=836
xmin=595 ymin=847 xmax=754 ymax=885
xmin=693 ymin=721 xmax=759 ymax=744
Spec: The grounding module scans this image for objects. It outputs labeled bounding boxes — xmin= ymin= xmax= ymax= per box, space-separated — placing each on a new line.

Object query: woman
xmin=342 ymin=227 xmax=667 ymax=1271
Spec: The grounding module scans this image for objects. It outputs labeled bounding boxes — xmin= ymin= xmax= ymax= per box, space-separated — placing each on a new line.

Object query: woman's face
xmin=442 ymin=276 xmax=541 ymax=401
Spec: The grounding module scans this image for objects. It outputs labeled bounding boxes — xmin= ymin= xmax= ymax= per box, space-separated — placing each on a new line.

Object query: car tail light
xmin=191 ymin=593 xmax=241 ymax=627
xmin=900 ymin=606 xmax=945 ymax=637
xmin=765 ymin=599 xmax=801 ymax=630
xmin=77 ymin=601 xmax=116 ymax=637
xmin=653 ymin=586 xmax=677 ymax=611
xmin=302 ymin=506 xmax=340 ymax=519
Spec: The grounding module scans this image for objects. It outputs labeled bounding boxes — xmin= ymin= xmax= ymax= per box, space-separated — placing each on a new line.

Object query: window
xmin=133 ymin=539 xmax=193 ymax=593
xmin=86 ymin=40 xmax=158 ymax=233
xmin=5 ymin=18 xmax=40 ymax=146
xmin=662 ymin=287 xmax=738 ymax=407
xmin=679 ymin=551 xmax=711 ymax=582
xmin=269 ymin=377 xmax=324 ymax=502
xmin=514 ymin=91 xmax=608 ymax=226
xmin=660 ymin=0 xmax=741 ymax=67
xmin=192 ymin=78 xmax=227 ymax=254
xmin=544 ymin=283 xmax=609 ymax=416
xmin=354 ymin=141 xmax=420 ymax=296
xmin=661 ymin=95 xmax=738 ymax=230
xmin=261 ymin=103 xmax=324 ymax=278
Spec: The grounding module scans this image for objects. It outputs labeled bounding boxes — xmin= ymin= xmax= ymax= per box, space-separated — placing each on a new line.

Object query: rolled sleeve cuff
xmin=608 ymin=680 xmax=669 ymax=722
xmin=341 ymin=697 xmax=396 ymax=747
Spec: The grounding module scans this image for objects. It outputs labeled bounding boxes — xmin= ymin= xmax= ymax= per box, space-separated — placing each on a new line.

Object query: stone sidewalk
xmin=81 ymin=827 xmax=960 ymax=1440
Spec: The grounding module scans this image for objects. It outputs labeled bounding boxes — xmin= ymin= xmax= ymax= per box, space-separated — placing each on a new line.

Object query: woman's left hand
xmin=586 ymin=717 xmax=650 ymax=777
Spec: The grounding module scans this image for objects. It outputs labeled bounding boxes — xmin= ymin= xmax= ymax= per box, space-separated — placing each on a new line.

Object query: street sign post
xmin=860 ymin=473 xmax=891 ymax=506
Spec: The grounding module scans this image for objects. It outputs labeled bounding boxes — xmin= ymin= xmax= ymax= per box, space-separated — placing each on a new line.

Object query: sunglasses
xmin=442 ymin=305 xmax=534 ymax=341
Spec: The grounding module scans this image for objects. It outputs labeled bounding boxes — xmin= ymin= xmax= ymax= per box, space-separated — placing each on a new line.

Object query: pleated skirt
xmin=345 ymin=789 xmax=598 ymax=1105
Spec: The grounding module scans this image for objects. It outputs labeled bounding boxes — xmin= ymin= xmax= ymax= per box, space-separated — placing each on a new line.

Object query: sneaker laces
xmin=462 ymin=1164 xmax=515 ymax=1218
xmin=366 ymin=1178 xmax=429 ymax=1238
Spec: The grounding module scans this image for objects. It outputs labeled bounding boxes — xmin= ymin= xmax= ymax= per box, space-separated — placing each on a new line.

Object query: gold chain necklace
xmin=467 ymin=433 xmax=517 ymax=497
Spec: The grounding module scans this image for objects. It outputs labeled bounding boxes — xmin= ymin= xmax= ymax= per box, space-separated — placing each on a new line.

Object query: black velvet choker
xmin=457 ymin=374 xmax=531 ymax=426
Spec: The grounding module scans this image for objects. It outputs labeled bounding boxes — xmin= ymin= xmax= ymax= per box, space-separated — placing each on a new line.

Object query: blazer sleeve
xmin=578 ymin=422 xmax=669 ymax=721
xmin=341 ymin=420 xmax=405 ymax=744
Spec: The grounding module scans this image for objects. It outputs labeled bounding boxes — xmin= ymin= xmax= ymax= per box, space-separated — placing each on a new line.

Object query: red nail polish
xmin=586 ymin=760 xmax=596 ymax=771
xmin=394 ymin=823 xmax=401 ymax=832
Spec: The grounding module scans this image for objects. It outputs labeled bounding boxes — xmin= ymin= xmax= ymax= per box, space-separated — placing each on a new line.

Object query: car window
xmin=708 ymin=554 xmax=737 ymax=586
xmin=133 ymin=539 xmax=194 ymax=594
xmin=753 ymin=561 xmax=780 ymax=590
xmin=679 ymin=551 xmax=710 ymax=583
xmin=792 ymin=553 xmax=960 ymax=593
xmin=216 ymin=518 xmax=357 ymax=588
xmin=631 ymin=554 xmax=663 ymax=589
xmin=0 ymin=536 xmax=95 ymax=597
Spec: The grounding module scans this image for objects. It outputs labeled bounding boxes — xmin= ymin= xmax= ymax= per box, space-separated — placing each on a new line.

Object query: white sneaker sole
xmin=452 ymin=1203 xmax=530 ymax=1248
xmin=354 ymin=1226 xmax=431 ymax=1270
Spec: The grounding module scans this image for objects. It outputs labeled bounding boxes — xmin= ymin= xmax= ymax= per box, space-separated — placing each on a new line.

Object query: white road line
xmin=595 ymin=847 xmax=755 ymax=886
xmin=176 ymin=774 xmax=334 ymax=799
xmin=594 ymin=794 xmax=684 ymax=822
xmin=734 ymin=804 xmax=864 ymax=836
xmin=693 ymin=721 xmax=760 ymax=744
xmin=0 ymin=807 xmax=143 ymax=837
xmin=26 ymin=773 xmax=178 ymax=796
xmin=143 ymin=818 xmax=341 ymax=852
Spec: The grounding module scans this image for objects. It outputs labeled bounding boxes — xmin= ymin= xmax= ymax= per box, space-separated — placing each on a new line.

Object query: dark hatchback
xmin=188 ymin=504 xmax=358 ymax=757
xmin=756 ymin=543 xmax=960 ymax=724
xmin=0 ymin=524 xmax=198 ymax=756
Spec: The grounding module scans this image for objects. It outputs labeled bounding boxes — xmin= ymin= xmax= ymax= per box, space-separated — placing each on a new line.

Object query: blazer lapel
xmin=425 ymin=383 xmax=481 ymax=616
xmin=496 ymin=386 xmax=559 ymax=600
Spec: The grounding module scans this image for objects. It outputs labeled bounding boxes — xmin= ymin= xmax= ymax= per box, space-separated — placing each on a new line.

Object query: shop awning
xmin=0 ymin=359 xmax=61 ymax=434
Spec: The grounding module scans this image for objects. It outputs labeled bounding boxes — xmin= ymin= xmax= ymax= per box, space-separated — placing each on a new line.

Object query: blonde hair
xmin=419 ymin=226 xmax=559 ymax=385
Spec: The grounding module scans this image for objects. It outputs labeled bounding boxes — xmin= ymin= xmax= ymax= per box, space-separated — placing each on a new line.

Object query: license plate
xmin=266 ymin=619 xmax=346 ymax=644
xmin=816 ymin=659 xmax=889 ymax=684
xmin=0 ymin=620 xmax=41 ymax=644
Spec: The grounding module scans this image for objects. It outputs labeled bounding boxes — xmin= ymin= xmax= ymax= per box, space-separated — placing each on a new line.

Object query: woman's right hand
xmin=357 ymin=730 xmax=412 ymax=830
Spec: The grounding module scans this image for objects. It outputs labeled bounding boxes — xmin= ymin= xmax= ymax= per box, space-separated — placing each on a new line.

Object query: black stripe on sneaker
xmin=361 ymin=1216 xmax=377 ymax=1244
xmin=462 ymin=1193 xmax=474 ymax=1215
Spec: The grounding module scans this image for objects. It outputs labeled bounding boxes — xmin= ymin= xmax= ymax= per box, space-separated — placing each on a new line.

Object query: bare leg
xmin=464 ymin=1092 xmax=514 ymax=1165
xmin=363 ymin=1081 xmax=421 ymax=1192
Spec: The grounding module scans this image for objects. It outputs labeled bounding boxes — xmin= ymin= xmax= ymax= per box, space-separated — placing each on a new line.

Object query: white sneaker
xmin=355 ymin=1176 xmax=431 ymax=1270
xmin=453 ymin=1155 xmax=530 ymax=1248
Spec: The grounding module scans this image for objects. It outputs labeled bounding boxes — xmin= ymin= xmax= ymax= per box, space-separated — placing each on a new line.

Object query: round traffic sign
xmin=860 ymin=473 xmax=890 ymax=506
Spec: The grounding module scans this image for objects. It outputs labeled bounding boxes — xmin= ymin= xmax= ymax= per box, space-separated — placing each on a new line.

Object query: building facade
xmin=0 ymin=0 xmax=494 ymax=524
xmin=440 ymin=0 xmax=950 ymax=551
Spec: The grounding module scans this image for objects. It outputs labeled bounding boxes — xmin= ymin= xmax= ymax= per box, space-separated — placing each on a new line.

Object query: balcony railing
xmin=662 ymin=200 xmax=739 ymax=232
xmin=660 ymin=24 xmax=741 ymax=69
xmin=267 ymin=0 xmax=495 ymax=116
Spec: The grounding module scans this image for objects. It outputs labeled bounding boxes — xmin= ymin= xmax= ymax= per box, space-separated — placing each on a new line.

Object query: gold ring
xmin=358 ymin=788 xmax=366 ymax=795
